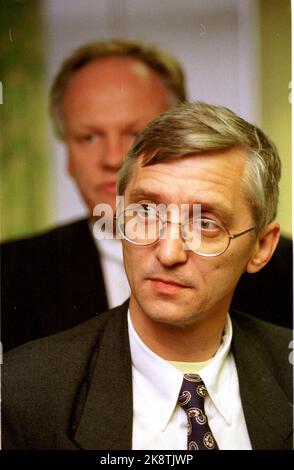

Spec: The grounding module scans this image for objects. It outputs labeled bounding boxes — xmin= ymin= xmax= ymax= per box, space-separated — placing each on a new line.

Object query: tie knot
xmin=178 ymin=374 xmax=208 ymax=409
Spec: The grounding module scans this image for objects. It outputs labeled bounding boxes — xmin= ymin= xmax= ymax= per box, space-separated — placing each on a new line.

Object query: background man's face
xmin=61 ymin=56 xmax=173 ymax=213
xmin=122 ymin=148 xmax=258 ymax=333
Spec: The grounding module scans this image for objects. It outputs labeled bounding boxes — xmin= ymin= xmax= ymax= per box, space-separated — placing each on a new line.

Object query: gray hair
xmin=117 ymin=102 xmax=281 ymax=233
xmin=50 ymin=38 xmax=187 ymax=139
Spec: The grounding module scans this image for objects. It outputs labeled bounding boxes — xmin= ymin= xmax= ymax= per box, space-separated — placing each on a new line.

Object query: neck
xmin=129 ymin=299 xmax=227 ymax=362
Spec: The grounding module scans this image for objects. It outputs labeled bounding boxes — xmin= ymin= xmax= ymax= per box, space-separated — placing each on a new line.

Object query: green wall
xmin=259 ymin=0 xmax=291 ymax=236
xmin=0 ymin=0 xmax=50 ymax=241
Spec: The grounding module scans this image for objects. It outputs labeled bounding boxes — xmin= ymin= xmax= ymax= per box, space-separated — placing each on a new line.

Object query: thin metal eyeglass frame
xmin=115 ymin=209 xmax=256 ymax=257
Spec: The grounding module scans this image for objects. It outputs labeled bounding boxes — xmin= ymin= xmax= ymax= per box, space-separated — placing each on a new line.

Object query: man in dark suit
xmin=1 ymin=39 xmax=187 ymax=351
xmin=1 ymin=40 xmax=292 ymax=353
xmin=3 ymin=102 xmax=292 ymax=450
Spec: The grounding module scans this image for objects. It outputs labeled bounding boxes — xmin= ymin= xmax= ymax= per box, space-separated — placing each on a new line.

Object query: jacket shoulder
xmin=2 ymin=303 xmax=127 ymax=450
xmin=231 ymin=309 xmax=292 ymax=341
xmin=1 ymin=218 xmax=90 ymax=251
xmin=3 ymin=308 xmax=112 ymax=380
xmin=2 ymin=305 xmax=126 ymax=449
xmin=230 ymin=310 xmax=292 ymax=395
xmin=231 ymin=309 xmax=292 ymax=355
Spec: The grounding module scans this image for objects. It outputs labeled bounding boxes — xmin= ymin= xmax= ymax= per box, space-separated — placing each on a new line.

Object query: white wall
xmin=42 ymin=0 xmax=260 ymax=226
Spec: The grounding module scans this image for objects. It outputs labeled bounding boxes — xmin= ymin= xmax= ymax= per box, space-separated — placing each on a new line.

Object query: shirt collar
xmin=199 ymin=316 xmax=233 ymax=425
xmin=128 ymin=312 xmax=233 ymax=430
xmin=128 ymin=312 xmax=183 ymax=431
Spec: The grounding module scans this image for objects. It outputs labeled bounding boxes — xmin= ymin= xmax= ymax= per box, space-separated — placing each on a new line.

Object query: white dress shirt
xmin=128 ymin=312 xmax=252 ymax=450
xmin=90 ymin=222 xmax=130 ymax=308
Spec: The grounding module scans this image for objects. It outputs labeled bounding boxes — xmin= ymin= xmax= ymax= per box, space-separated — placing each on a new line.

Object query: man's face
xmin=61 ymin=56 xmax=173 ymax=213
xmin=122 ymin=148 xmax=259 ymax=332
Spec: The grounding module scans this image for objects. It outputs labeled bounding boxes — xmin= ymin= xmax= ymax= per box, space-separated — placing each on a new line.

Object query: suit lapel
xmin=232 ymin=318 xmax=293 ymax=450
xmin=73 ymin=303 xmax=133 ymax=450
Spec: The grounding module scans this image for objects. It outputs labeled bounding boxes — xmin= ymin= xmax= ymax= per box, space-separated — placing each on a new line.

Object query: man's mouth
xmin=96 ymin=182 xmax=116 ymax=194
xmin=149 ymin=277 xmax=189 ymax=294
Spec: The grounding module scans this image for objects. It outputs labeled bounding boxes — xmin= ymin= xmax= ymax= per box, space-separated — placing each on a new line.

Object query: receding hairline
xmin=62 ymin=55 xmax=176 ymax=96
xmin=50 ymin=39 xmax=187 ymax=139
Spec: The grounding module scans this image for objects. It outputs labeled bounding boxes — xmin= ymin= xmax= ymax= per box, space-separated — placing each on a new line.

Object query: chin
xmin=90 ymin=189 xmax=114 ymax=204
xmin=140 ymin=299 xmax=198 ymax=329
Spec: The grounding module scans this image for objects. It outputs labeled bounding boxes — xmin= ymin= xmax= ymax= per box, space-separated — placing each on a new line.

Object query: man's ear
xmin=246 ymin=222 xmax=280 ymax=274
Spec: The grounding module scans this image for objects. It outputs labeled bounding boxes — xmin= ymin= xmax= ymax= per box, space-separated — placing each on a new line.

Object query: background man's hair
xmin=118 ymin=102 xmax=281 ymax=234
xmin=50 ymin=38 xmax=187 ymax=139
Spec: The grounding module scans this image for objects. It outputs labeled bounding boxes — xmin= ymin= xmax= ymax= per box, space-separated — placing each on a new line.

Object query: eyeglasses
xmin=116 ymin=204 xmax=256 ymax=257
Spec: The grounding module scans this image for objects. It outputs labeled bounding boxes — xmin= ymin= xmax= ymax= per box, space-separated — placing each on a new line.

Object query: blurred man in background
xmin=1 ymin=39 xmax=292 ymax=352
xmin=1 ymin=39 xmax=186 ymax=351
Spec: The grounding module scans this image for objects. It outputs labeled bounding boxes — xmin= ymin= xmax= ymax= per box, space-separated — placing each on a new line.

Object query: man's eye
xmin=200 ymin=219 xmax=216 ymax=230
xmin=82 ymin=135 xmax=96 ymax=142
xmin=139 ymin=205 xmax=153 ymax=217
xmin=198 ymin=218 xmax=225 ymax=237
xmin=136 ymin=205 xmax=158 ymax=221
xmin=193 ymin=219 xmax=220 ymax=233
xmin=76 ymin=133 xmax=101 ymax=143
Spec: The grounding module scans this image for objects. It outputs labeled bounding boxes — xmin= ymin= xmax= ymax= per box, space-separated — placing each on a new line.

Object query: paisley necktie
xmin=178 ymin=373 xmax=219 ymax=450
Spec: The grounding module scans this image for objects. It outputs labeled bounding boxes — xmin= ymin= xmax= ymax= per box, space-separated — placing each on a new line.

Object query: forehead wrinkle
xmin=127 ymin=153 xmax=247 ymax=213
xmin=126 ymin=178 xmax=234 ymax=221
xmin=124 ymin=150 xmax=252 ymax=229
xmin=127 ymin=180 xmax=173 ymax=205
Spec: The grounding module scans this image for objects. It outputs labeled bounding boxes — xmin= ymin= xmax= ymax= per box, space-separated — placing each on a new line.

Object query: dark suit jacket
xmin=2 ymin=302 xmax=293 ymax=450
xmin=1 ymin=219 xmax=108 ymax=351
xmin=1 ymin=219 xmax=292 ymax=352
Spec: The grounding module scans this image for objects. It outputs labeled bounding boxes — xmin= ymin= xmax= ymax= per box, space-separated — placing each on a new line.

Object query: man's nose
xmin=155 ymin=222 xmax=188 ymax=267
xmin=102 ymin=135 xmax=125 ymax=171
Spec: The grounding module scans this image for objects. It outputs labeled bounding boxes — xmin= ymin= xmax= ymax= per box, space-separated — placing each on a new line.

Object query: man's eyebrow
xmin=128 ymin=188 xmax=163 ymax=203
